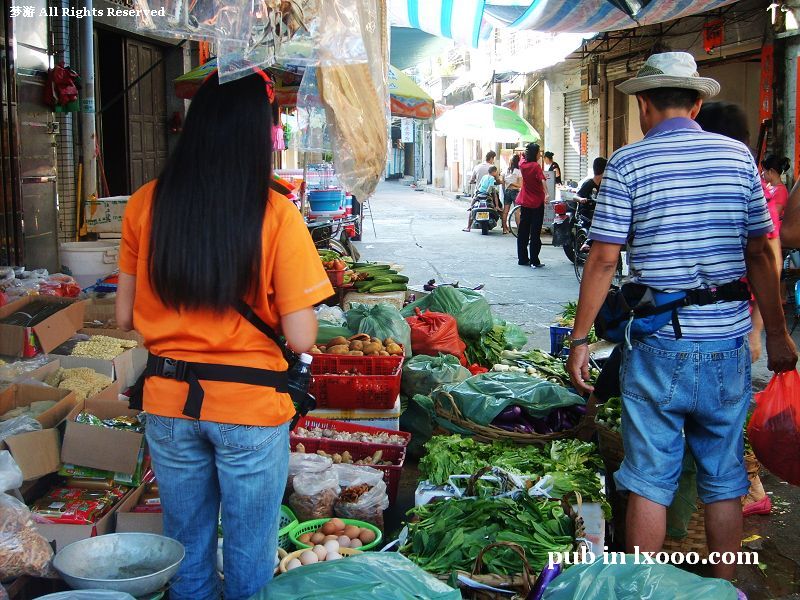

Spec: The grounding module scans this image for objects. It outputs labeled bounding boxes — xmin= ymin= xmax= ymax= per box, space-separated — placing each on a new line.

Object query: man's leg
xmin=704 ymin=499 xmax=743 ymax=580
xmin=626 ymin=494 xmax=667 ymax=551
xmin=686 ymin=337 xmax=751 ymax=580
xmin=464 ymin=203 xmax=475 ymax=232
xmin=615 ymin=337 xmax=692 ymax=554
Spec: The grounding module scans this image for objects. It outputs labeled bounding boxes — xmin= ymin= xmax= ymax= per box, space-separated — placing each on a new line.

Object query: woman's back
xmin=120 ymin=182 xmax=332 ymax=426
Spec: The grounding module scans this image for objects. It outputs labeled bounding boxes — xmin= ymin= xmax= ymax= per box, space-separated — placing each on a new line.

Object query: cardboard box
xmin=0 ymin=297 xmax=87 ymax=358
xmin=50 ymin=328 xmax=146 ymax=389
xmin=0 ymin=355 xmax=59 ymax=385
xmin=83 ymin=296 xmax=118 ymax=327
xmin=34 ymin=486 xmax=134 ymax=552
xmin=115 ymin=484 xmax=163 ymax=535
xmin=0 ymin=384 xmax=79 ymax=480
xmin=61 ymin=384 xmax=142 ymax=476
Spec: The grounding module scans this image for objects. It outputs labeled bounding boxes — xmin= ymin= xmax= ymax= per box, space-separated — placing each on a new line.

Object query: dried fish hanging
xmin=317 ymin=0 xmax=389 ymax=203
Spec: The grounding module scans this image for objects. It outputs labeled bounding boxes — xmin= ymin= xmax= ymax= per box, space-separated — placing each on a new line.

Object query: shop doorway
xmin=97 ymin=29 xmax=168 ymax=196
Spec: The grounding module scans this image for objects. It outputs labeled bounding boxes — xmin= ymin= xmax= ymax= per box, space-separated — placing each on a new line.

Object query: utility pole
xmin=493 ymin=30 xmax=502 ymax=158
xmin=79 ymin=0 xmax=97 ymax=235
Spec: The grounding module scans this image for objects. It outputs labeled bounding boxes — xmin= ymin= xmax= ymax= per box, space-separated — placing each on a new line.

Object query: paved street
xmin=357 ymin=181 xmax=800 ymax=600
xmin=356 ymin=181 xmax=580 ymax=351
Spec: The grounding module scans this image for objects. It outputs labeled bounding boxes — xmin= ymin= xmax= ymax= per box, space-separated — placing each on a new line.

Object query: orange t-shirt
xmin=119 ymin=180 xmax=334 ymax=426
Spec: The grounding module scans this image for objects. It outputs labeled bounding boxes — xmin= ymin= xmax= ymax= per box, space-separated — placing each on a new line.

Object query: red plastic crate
xmin=289 ymin=438 xmax=405 ymax=504
xmin=310 ymin=355 xmax=403 ymax=409
xmin=291 ymin=417 xmax=411 ymax=456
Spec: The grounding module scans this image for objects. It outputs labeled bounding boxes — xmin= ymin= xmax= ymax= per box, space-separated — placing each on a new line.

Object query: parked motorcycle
xmin=550 ymin=190 xmax=591 ymax=264
xmin=470 ymin=193 xmax=501 ymax=235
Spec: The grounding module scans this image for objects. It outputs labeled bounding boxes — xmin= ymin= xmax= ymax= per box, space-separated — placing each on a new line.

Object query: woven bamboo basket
xmin=662 ymin=501 xmax=708 ymax=557
xmin=434 ymin=392 xmax=593 ymax=445
xmin=596 ymin=423 xmax=625 ymax=473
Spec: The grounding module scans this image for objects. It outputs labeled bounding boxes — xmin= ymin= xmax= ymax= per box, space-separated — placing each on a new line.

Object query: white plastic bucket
xmin=60 ymin=241 xmax=120 ymax=289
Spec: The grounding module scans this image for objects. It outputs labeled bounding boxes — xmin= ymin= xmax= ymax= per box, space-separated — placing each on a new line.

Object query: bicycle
xmin=574 ymin=239 xmax=626 ymax=285
xmin=507 ymin=203 xmax=522 ymax=237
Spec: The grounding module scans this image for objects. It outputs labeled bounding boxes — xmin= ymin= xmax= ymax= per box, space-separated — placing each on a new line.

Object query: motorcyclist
xmin=575 ymin=157 xmax=607 ymax=251
xmin=463 ymin=166 xmax=502 ymax=232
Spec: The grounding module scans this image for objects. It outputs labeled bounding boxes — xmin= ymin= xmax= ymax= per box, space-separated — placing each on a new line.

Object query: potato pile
xmin=311 ymin=334 xmax=403 ymax=357
xmin=297 ymin=517 xmax=376 ymax=550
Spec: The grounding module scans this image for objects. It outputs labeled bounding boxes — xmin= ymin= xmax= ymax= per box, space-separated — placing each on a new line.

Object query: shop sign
xmin=760 ymin=44 xmax=774 ymax=123
xmin=703 ymin=19 xmax=724 ymax=54
xmin=401 ymin=118 xmax=414 ymax=143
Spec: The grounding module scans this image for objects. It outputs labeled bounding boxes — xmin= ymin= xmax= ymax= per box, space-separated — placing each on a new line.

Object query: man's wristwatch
xmin=570 ymin=337 xmax=589 ymax=348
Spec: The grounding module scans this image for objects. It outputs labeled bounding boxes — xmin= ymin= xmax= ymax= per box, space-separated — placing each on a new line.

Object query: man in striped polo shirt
xmin=566 ymin=52 xmax=797 ymax=579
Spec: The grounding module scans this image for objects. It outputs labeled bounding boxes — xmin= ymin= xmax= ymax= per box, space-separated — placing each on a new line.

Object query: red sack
xmin=405 ymin=308 xmax=467 ymax=365
xmin=747 ymin=370 xmax=800 ymax=485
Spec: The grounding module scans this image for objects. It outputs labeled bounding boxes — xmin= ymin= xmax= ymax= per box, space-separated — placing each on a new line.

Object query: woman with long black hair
xmin=516 ymin=142 xmax=550 ymax=267
xmin=116 ymin=72 xmax=333 ymax=600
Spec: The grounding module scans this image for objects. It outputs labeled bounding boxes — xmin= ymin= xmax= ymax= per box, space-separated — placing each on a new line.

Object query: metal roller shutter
xmin=563 ymin=90 xmax=589 ymax=185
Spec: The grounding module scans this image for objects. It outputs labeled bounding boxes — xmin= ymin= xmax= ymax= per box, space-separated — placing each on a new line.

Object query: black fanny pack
xmin=129 ymin=300 xmax=315 ymax=425
xmin=594 ymin=280 xmax=751 ymax=344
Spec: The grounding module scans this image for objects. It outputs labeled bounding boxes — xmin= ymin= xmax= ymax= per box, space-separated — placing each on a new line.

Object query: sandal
xmin=462 ymin=228 xmax=471 ymax=232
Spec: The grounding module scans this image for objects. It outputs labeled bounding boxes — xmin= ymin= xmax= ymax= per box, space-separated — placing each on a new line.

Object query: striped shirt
xmin=589 ymin=117 xmax=772 ymax=341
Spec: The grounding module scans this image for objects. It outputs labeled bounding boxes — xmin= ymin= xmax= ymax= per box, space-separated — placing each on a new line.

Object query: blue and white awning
xmin=390 ymin=0 xmax=739 ymax=46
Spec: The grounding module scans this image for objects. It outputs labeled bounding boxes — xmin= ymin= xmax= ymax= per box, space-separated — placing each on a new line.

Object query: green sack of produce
xmin=402 ymin=287 xmax=492 ymax=341
xmin=253 ymin=552 xmax=461 ymax=600
xmin=401 ymin=354 xmax=471 ymax=398
xmin=496 ymin=319 xmax=528 ymax=350
xmin=542 ymin=559 xmax=737 ymax=600
xmin=316 ymin=321 xmax=354 ymax=345
xmin=346 ymin=304 xmax=412 ymax=356
xmin=432 ymin=372 xmax=584 ymax=426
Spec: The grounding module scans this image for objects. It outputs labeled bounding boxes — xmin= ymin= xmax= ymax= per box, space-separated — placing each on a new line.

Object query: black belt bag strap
xmin=129 ymin=300 xmax=312 ymax=421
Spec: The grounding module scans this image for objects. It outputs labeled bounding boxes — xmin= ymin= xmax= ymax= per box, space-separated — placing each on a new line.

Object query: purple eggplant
xmin=572 ymin=404 xmax=587 ymax=415
xmin=494 ymin=405 xmax=523 ymax=423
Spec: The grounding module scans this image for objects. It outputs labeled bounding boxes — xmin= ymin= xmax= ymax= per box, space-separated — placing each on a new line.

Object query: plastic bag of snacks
xmin=286 ymin=452 xmax=333 ymax=498
xmin=289 ymin=468 xmax=340 ymax=522
xmin=0 ymin=451 xmax=54 ymax=579
xmin=333 ymin=465 xmax=388 ymax=531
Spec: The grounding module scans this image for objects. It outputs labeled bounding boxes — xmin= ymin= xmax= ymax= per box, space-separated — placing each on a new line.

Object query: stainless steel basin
xmin=52 ymin=533 xmax=184 ymax=597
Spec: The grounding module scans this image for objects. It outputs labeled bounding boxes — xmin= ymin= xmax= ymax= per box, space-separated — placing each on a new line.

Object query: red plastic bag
xmin=406 ymin=308 xmax=467 ymax=365
xmin=468 ymin=364 xmax=488 ymax=376
xmin=747 ymin=370 xmax=800 ymax=485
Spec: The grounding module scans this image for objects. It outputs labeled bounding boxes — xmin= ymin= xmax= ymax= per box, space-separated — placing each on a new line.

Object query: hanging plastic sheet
xmin=293 ymin=68 xmax=333 ymax=153
xmin=132 ymin=0 xmax=255 ymax=43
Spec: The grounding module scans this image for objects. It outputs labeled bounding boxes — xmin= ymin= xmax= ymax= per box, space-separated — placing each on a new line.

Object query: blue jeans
xmin=615 ymin=336 xmax=751 ymax=507
xmin=145 ymin=416 xmax=289 ymax=600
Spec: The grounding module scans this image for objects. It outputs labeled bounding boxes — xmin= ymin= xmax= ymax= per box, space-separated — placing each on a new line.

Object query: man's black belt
xmin=129 ymin=352 xmax=289 ymax=419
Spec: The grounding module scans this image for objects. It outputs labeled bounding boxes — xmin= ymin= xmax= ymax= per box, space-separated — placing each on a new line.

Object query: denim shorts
xmin=614 ymin=336 xmax=751 ymax=506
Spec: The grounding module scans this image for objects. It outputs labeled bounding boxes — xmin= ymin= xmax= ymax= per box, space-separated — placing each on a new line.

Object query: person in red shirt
xmin=515 ymin=142 xmax=550 ymax=267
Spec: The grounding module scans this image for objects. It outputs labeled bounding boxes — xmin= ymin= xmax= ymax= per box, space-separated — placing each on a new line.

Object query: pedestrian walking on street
xmin=565 ymin=51 xmax=797 ymax=581
xmin=502 ymin=154 xmax=522 ymax=234
xmin=115 ymin=72 xmax=333 ymax=600
xmin=760 ymin=154 xmax=790 ymax=273
xmin=516 ymin=142 xmax=550 ymax=267
xmin=544 ymin=151 xmax=562 ymax=185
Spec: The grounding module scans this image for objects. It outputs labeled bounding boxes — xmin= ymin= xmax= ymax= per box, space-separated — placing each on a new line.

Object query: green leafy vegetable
xmin=419 ymin=435 xmax=610 ymax=518
xmin=402 ymin=495 xmax=575 ymax=575
xmin=465 ymin=325 xmax=507 ymax=368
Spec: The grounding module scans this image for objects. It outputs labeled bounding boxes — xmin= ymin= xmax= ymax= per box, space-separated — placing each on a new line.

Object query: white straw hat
xmin=616 ymin=52 xmax=720 ymax=99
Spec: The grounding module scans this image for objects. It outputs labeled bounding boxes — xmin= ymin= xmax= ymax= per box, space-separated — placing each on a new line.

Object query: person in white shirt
xmin=470 ymin=151 xmax=497 ymax=189
xmin=502 ymin=154 xmax=522 ymax=234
